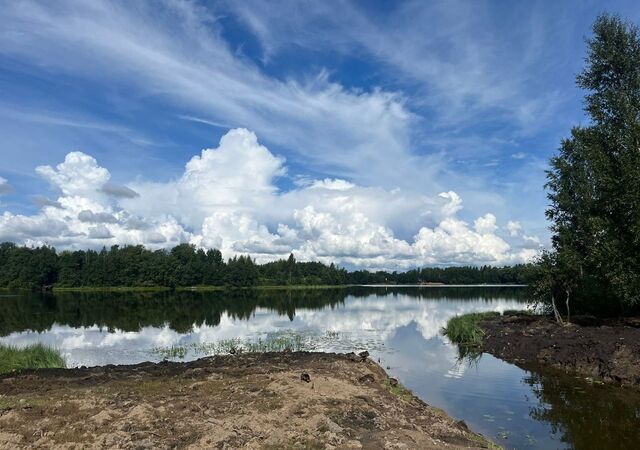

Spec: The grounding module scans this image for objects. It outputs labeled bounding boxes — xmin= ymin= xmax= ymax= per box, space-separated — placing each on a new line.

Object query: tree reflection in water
xmin=524 ymin=368 xmax=640 ymax=450
xmin=0 ymin=286 xmax=525 ymax=336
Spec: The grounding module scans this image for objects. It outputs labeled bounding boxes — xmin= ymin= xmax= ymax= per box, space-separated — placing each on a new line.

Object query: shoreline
xmin=0 ymin=352 xmax=498 ymax=449
xmin=477 ymin=313 xmax=640 ymax=388
xmin=0 ymin=284 xmax=526 ymax=293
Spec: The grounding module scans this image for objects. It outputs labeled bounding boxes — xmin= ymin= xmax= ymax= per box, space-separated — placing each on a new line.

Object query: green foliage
xmin=0 ymin=242 xmax=533 ymax=289
xmin=442 ymin=312 xmax=500 ymax=347
xmin=540 ymin=14 xmax=640 ymax=316
xmin=347 ymin=264 xmax=535 ymax=285
xmin=0 ymin=343 xmax=66 ymax=374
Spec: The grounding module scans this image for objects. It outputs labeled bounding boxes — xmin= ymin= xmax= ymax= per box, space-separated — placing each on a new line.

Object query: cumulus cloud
xmin=0 ymin=177 xmax=14 ymax=195
xmin=0 ymin=212 xmax=70 ymax=241
xmin=474 ymin=213 xmax=498 ymax=235
xmin=0 ymin=128 xmax=542 ymax=268
xmin=36 ymin=152 xmax=110 ymax=196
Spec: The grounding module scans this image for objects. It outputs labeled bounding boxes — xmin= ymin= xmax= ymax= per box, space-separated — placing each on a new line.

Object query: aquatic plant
xmin=0 ymin=343 xmax=66 ymax=374
xmin=151 ymin=333 xmax=313 ymax=359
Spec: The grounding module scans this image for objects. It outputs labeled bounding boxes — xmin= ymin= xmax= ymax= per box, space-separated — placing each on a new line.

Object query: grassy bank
xmin=0 ymin=343 xmax=66 ymax=374
xmin=443 ymin=311 xmax=533 ymax=358
xmin=442 ymin=312 xmax=501 ymax=348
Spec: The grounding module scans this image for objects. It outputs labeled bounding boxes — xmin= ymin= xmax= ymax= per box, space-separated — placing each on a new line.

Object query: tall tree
xmin=545 ymin=14 xmax=640 ymax=314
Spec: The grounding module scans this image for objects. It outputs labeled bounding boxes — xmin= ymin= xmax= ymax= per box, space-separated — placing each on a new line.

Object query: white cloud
xmin=0 ymin=212 xmax=70 ymax=241
xmin=309 ymin=178 xmax=355 ymax=191
xmin=413 ymin=217 xmax=510 ymax=266
xmin=511 ymin=152 xmax=527 ymax=159
xmin=473 ymin=213 xmax=498 ymax=234
xmin=506 ymin=220 xmax=522 ymax=237
xmin=0 ymin=128 xmax=541 ymax=268
xmin=523 ymin=234 xmax=541 ymax=245
xmin=36 ymin=152 xmax=110 ymax=197
xmin=438 ymin=191 xmax=463 ymax=217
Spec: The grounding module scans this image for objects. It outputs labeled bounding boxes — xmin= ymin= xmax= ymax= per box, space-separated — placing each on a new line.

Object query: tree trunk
xmin=551 ymin=294 xmax=563 ymax=324
xmin=565 ymin=289 xmax=571 ymax=323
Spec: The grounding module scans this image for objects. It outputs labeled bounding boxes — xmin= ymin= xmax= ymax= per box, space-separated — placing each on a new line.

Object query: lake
xmin=1 ymin=286 xmax=639 ymax=449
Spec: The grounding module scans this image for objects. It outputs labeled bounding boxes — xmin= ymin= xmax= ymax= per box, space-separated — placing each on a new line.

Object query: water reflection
xmin=0 ymin=287 xmax=524 ymax=368
xmin=0 ymin=287 xmax=524 ymax=335
xmin=1 ymin=287 xmax=639 ymax=449
xmin=524 ymin=369 xmax=640 ymax=450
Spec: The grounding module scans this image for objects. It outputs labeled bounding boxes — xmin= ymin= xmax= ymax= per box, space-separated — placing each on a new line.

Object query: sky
xmin=0 ymin=0 xmax=638 ymax=270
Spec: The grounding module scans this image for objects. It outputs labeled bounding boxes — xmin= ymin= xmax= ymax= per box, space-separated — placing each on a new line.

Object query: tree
xmin=542 ymin=14 xmax=640 ymax=316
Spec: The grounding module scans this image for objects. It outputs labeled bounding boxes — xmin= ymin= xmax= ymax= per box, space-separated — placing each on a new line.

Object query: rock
xmin=324 ymin=418 xmax=344 ymax=434
xmin=300 ymin=372 xmax=311 ymax=383
xmin=389 ymin=378 xmax=398 ymax=387
xmin=358 ymin=351 xmax=369 ymax=361
xmin=358 ymin=374 xmax=375 ymax=384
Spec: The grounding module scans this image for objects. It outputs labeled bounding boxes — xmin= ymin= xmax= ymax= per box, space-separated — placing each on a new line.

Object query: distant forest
xmin=0 ymin=242 xmax=535 ymax=289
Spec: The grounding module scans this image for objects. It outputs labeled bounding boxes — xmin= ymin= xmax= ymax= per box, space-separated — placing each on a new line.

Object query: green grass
xmin=151 ymin=333 xmax=311 ymax=359
xmin=0 ymin=343 xmax=66 ymax=374
xmin=442 ymin=311 xmax=501 ymax=347
xmin=383 ymin=378 xmax=415 ymax=402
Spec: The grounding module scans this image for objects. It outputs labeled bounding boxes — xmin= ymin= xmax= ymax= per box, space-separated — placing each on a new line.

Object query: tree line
xmin=533 ymin=14 xmax=640 ymax=317
xmin=0 ymin=241 xmax=533 ymax=289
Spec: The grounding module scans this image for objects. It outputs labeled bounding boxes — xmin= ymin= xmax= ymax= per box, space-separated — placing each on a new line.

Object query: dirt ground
xmin=0 ymin=352 xmax=497 ymax=449
xmin=480 ymin=313 xmax=640 ymax=387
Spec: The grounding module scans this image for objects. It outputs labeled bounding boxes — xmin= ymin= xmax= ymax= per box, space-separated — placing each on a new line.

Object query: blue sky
xmin=0 ymin=0 xmax=638 ymax=269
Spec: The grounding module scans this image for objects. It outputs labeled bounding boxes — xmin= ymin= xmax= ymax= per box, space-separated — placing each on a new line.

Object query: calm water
xmin=1 ymin=287 xmax=639 ymax=450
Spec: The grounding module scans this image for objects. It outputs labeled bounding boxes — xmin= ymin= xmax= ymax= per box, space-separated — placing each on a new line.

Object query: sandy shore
xmin=0 ymin=352 xmax=496 ymax=449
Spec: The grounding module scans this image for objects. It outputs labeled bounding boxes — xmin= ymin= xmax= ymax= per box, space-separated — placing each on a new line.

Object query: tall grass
xmin=442 ymin=312 xmax=500 ymax=347
xmin=0 ymin=343 xmax=66 ymax=374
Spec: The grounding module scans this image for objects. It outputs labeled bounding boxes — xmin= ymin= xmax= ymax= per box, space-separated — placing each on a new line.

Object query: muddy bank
xmin=0 ymin=352 xmax=496 ymax=449
xmin=480 ymin=313 xmax=640 ymax=387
